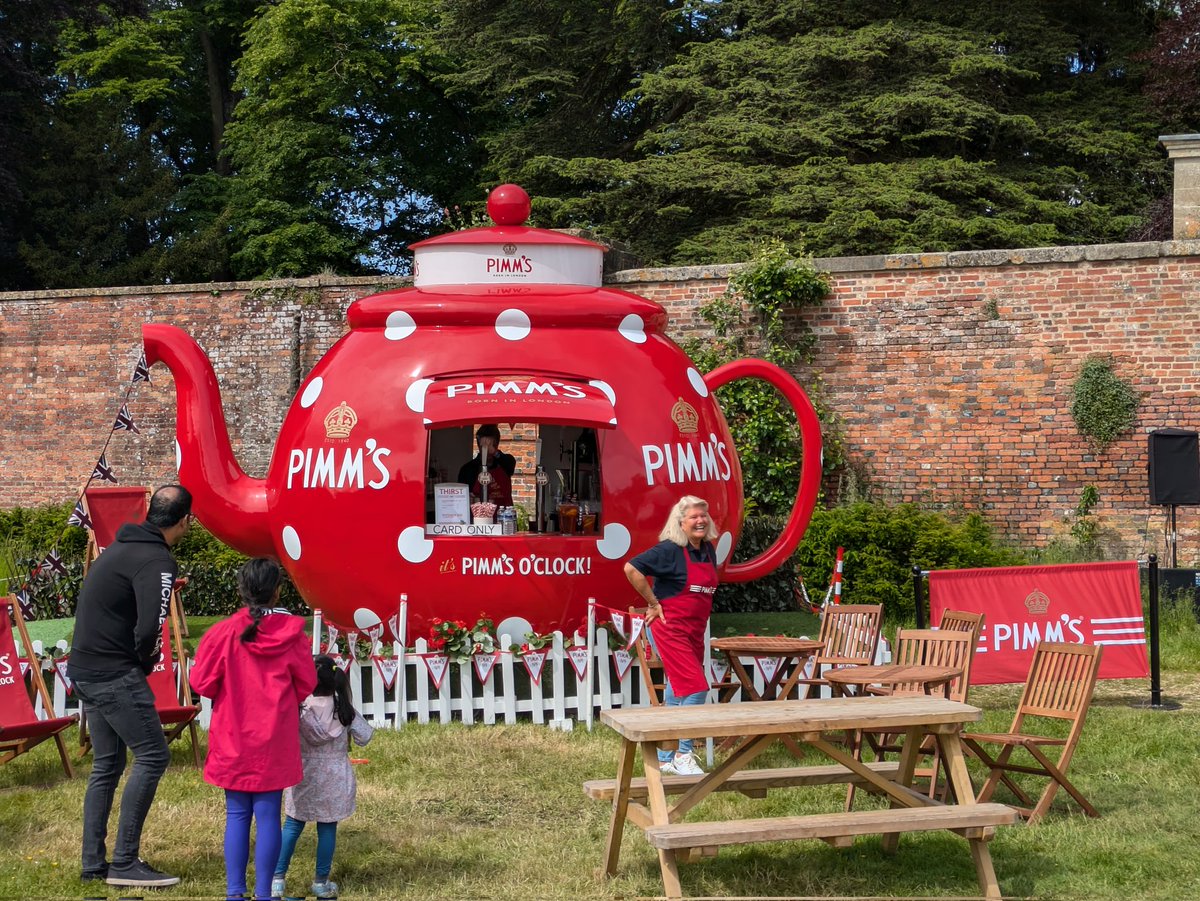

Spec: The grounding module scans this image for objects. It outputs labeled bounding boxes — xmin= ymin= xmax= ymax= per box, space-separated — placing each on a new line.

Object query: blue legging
xmin=275 ymin=816 xmax=337 ymax=881
xmin=224 ymin=789 xmax=283 ymax=900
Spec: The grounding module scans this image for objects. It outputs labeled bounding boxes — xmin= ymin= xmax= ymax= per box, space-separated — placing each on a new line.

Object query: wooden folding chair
xmin=793 ymin=603 xmax=883 ymax=699
xmin=938 ymin=608 xmax=986 ymax=649
xmin=963 ymin=641 xmax=1104 ymax=824
xmin=0 ymin=596 xmax=77 ymax=777
xmin=79 ymin=590 xmax=201 ymax=766
xmin=81 ymin=486 xmax=151 ymax=575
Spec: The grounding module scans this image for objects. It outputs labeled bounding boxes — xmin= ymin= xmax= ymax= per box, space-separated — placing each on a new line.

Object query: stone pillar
xmin=1160 ymin=134 xmax=1200 ymax=239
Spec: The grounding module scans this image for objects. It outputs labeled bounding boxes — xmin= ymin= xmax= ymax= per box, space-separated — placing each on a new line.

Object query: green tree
xmin=486 ymin=0 xmax=1167 ymax=264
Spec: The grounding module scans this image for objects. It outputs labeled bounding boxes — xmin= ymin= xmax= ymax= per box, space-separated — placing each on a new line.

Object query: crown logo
xmin=1024 ymin=589 xmax=1050 ymax=615
xmin=671 ymin=397 xmax=699 ymax=434
xmin=502 ymin=243 xmax=518 ymax=255
xmin=323 ymin=401 xmax=358 ymax=440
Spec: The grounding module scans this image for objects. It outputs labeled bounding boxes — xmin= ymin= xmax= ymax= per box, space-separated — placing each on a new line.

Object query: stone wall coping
xmin=6 ymin=239 xmax=1200 ymax=303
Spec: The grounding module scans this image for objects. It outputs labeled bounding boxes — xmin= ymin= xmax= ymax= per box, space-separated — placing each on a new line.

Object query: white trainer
xmin=659 ymin=758 xmax=679 ymax=776
xmin=672 ymin=752 xmax=704 ymax=776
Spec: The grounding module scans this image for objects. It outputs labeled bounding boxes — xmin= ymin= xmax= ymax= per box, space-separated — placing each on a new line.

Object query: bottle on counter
xmin=501 ymin=506 xmax=516 ymax=535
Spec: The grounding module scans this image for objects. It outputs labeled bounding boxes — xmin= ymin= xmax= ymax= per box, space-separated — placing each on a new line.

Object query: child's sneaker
xmin=659 ymin=758 xmax=678 ymax=776
xmin=312 ymin=878 xmax=339 ymax=899
xmin=270 ymin=874 xmax=286 ymax=898
xmin=672 ymin=752 xmax=704 ymax=776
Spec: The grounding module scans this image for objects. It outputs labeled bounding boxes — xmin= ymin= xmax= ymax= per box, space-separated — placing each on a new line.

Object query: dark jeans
xmin=73 ymin=666 xmax=170 ymax=872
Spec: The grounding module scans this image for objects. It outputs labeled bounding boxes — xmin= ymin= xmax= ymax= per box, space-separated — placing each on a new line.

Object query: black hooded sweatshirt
xmin=68 ymin=521 xmax=178 ymax=679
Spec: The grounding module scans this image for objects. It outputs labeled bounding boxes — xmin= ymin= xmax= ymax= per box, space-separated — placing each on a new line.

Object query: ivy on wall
xmin=1070 ymin=356 xmax=1139 ymax=450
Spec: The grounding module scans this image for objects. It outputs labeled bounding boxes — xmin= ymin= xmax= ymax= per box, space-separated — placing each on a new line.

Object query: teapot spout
xmin=142 ymin=323 xmax=274 ymax=557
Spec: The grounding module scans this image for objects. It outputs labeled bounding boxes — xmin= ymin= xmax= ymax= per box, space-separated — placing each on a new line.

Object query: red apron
xmin=652 ymin=545 xmax=718 ymax=697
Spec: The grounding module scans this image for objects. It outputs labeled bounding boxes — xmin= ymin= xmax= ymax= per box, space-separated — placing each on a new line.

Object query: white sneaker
xmin=672 ymin=752 xmax=704 ymax=776
xmin=270 ymin=875 xmax=286 ymax=898
xmin=659 ymin=758 xmax=679 ymax=775
xmin=312 ymin=878 xmax=339 ymax=899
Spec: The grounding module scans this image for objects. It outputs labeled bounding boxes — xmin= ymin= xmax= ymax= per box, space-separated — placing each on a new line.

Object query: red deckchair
xmin=0 ymin=596 xmax=77 ymax=776
xmin=82 ymin=486 xmax=150 ymax=574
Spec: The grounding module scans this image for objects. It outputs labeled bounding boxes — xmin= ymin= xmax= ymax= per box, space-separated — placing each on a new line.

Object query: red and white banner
xmin=421 ymin=653 xmax=450 ymax=690
xmin=54 ymin=657 xmax=72 ymax=694
xmin=612 ymin=648 xmax=633 ymax=681
xmin=930 ymin=561 xmax=1148 ymax=684
xmin=19 ymin=659 xmax=30 ymax=678
xmin=522 ymin=647 xmax=549 ymax=686
xmin=754 ymin=656 xmax=781 ymax=684
xmin=372 ymin=655 xmax=399 ymax=691
xmin=472 ymin=650 xmax=500 ymax=684
xmin=709 ymin=658 xmax=729 ymax=686
xmin=566 ymin=645 xmax=590 ymax=680
xmin=331 ymin=654 xmax=352 ymax=673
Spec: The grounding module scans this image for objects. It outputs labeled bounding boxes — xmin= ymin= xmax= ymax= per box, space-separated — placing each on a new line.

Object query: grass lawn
xmin=2 ymin=609 xmax=1196 ymax=899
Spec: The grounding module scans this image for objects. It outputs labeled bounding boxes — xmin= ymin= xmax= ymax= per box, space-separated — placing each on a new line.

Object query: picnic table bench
xmin=592 ymin=695 xmax=1018 ymax=899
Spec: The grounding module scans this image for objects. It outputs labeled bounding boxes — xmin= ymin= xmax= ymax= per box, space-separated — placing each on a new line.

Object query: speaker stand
xmin=1167 ymin=505 xmax=1179 ymax=569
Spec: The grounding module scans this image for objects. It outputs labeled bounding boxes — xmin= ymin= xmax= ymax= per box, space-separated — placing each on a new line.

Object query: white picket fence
xmin=26 ymin=630 xmax=890 ymax=732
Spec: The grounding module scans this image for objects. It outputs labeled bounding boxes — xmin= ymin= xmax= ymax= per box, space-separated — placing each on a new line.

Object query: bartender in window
xmin=457 ymin=424 xmax=515 ymax=507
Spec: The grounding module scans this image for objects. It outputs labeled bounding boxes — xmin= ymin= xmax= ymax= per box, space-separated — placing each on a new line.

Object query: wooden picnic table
xmin=589 ymin=695 xmax=1017 ymax=900
xmin=709 ymin=635 xmax=825 ymax=701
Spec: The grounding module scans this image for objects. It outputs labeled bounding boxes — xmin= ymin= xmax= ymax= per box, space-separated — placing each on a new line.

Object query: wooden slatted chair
xmin=793 ymin=604 xmax=883 ymax=699
xmin=79 ymin=590 xmax=201 ymax=766
xmin=963 ymin=641 xmax=1103 ymax=824
xmin=938 ymin=608 xmax=986 ymax=649
xmin=0 ymin=596 xmax=77 ymax=777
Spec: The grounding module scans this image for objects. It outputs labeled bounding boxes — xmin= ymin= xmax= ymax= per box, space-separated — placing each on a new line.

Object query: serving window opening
xmin=425 ymin=422 xmax=607 ymax=535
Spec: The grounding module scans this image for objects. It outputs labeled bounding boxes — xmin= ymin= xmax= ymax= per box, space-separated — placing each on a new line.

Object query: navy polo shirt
xmin=628 ymin=540 xmax=716 ymax=601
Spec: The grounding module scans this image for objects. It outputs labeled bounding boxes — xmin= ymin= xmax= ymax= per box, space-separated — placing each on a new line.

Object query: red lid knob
xmin=487 ymin=184 xmax=531 ymax=226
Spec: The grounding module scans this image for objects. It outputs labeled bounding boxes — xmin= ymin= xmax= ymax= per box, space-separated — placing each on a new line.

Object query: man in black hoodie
xmin=69 ymin=485 xmax=192 ymax=888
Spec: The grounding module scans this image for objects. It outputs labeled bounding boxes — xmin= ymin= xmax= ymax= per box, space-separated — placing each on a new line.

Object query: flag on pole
xmin=113 ymin=404 xmax=139 ymax=433
xmin=15 ymin=588 xmax=35 ymax=619
xmin=132 ymin=352 xmax=151 ymax=383
xmin=67 ymin=500 xmax=93 ymax=530
xmin=38 ymin=550 xmax=68 ymax=579
xmin=91 ymin=454 xmax=118 ymax=484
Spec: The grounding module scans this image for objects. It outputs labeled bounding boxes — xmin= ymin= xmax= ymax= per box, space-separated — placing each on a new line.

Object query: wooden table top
xmin=600 ymin=695 xmax=980 ymax=742
xmin=822 ymin=664 xmax=960 ymax=687
xmin=710 ymin=636 xmax=825 ymax=655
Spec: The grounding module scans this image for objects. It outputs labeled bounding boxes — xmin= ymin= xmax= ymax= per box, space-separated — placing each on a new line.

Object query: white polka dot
xmin=687 ymin=367 xmax=709 ymax=398
xmin=282 ymin=526 xmax=302 ymax=561
xmin=589 ymin=379 xmax=616 ymax=405
xmin=618 ymin=314 xmax=646 ymax=344
xmin=385 ymin=310 xmax=416 ymax=341
xmin=405 ymin=378 xmax=433 ymax=413
xmin=174 ymin=439 xmax=182 ymax=472
xmin=495 ymin=308 xmax=531 ymax=341
xmin=495 ymin=617 xmax=533 ymax=647
xmin=300 ymin=376 xmax=324 ymax=408
xmin=397 ymin=526 xmax=434 ymax=563
xmin=596 ymin=523 xmax=632 ymax=560
xmin=716 ymin=531 xmax=733 ymax=565
xmin=353 ymin=607 xmax=382 ymax=630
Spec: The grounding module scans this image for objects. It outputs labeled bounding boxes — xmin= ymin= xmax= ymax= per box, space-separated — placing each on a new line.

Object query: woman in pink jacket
xmin=191 ymin=558 xmax=316 ymax=901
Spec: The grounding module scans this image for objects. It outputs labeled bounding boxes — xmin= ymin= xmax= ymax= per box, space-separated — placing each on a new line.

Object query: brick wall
xmin=2 ymin=241 xmax=1198 ymax=564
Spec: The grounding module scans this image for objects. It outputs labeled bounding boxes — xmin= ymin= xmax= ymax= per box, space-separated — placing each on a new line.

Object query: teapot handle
xmin=705 ymin=358 xmax=823 ymax=584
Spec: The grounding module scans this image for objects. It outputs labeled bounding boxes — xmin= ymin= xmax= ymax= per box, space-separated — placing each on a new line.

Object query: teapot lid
xmin=410 ymin=184 xmax=604 ymax=288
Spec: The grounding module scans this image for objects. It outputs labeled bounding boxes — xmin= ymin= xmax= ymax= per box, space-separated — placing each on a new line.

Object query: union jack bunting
xmin=38 ymin=550 xmax=68 ymax=579
xmin=113 ymin=404 xmax=139 ymax=434
xmin=92 ymin=454 xmax=118 ymax=484
xmin=131 ymin=352 xmax=151 ymax=383
xmin=67 ymin=500 xmax=93 ymax=530
xmin=15 ymin=587 xmax=35 ymax=619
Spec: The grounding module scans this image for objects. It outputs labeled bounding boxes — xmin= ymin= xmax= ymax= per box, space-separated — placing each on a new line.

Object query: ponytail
xmin=237 ymin=558 xmax=283 ymax=643
xmin=314 ymin=655 xmax=357 ymax=726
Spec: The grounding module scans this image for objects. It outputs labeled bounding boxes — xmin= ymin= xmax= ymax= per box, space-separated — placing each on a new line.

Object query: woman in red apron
xmin=624 ymin=495 xmax=719 ymax=776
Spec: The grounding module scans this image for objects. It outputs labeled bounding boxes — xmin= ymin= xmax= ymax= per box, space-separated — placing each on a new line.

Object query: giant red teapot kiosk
xmin=144 ymin=185 xmax=823 ymax=641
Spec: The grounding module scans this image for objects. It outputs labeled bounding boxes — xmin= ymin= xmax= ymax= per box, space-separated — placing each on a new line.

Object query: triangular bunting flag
xmin=423 ymin=653 xmax=450 ymax=690
xmin=67 ymin=500 xmax=93 ymax=530
xmin=472 ymin=650 xmax=500 ymax=684
xmin=566 ymin=645 xmax=590 ymax=681
xmin=625 ymin=613 xmax=645 ymax=650
xmin=172 ymin=661 xmax=179 ymax=678
xmin=53 ymin=657 xmax=73 ymax=695
xmin=132 ymin=352 xmax=151 ymax=383
xmin=38 ymin=550 xmax=68 ymax=579
xmin=612 ymin=647 xmax=633 ymax=681
xmin=710 ymin=658 xmax=730 ymax=685
xmin=325 ymin=639 xmax=340 ymax=657
xmin=372 ymin=655 xmax=400 ymax=691
xmin=345 ymin=629 xmax=360 ymax=651
xmin=755 ymin=656 xmax=782 ymax=684
xmin=326 ymin=624 xmax=339 ymax=651
xmin=15 ymin=588 xmax=35 ymax=619
xmin=609 ymin=610 xmax=626 ymax=639
xmin=364 ymin=622 xmax=384 ymax=645
xmin=521 ymin=647 xmax=549 ymax=686
xmin=19 ymin=659 xmax=30 ymax=678
xmin=113 ymin=403 xmax=140 ymax=434
xmin=332 ymin=654 xmax=352 ymax=673
xmin=387 ymin=611 xmax=401 ymax=643
xmin=91 ymin=454 xmax=118 ymax=484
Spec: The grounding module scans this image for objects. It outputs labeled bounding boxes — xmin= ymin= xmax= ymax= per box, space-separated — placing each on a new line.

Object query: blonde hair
xmin=658 ymin=495 xmax=718 ymax=546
